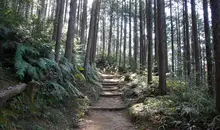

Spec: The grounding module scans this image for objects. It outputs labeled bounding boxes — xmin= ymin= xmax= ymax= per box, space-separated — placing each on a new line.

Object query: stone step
xmin=89 ymin=106 xmax=126 ymax=110
xmin=102 ymin=83 xmax=121 ymax=86
xmin=102 ymin=79 xmax=120 ymax=83
xmin=99 ymin=91 xmax=123 ymax=97
xmin=101 ymin=74 xmax=120 ymax=79
xmin=102 ymin=87 xmax=119 ymax=91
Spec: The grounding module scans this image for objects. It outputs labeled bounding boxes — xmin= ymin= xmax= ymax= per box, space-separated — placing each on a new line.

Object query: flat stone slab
xmin=101 ymin=74 xmax=120 ymax=79
xmin=89 ymin=106 xmax=126 ymax=110
xmin=102 ymin=82 xmax=125 ymax=86
xmin=100 ymin=91 xmax=122 ymax=97
xmin=102 ymin=87 xmax=119 ymax=91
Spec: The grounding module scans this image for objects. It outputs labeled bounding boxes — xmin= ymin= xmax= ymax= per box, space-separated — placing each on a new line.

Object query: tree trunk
xmin=191 ymin=0 xmax=201 ymax=85
xmin=129 ymin=0 xmax=132 ymax=66
xmin=184 ymin=0 xmax=191 ymax=77
xmin=52 ymin=0 xmax=61 ymax=41
xmin=55 ymin=0 xmax=65 ymax=62
xmin=64 ymin=0 xmax=69 ymax=22
xmin=203 ymin=0 xmax=213 ymax=93
xmin=116 ymin=0 xmax=120 ymax=63
xmin=210 ymin=0 xmax=220 ymax=112
xmin=64 ymin=0 xmax=77 ymax=62
xmin=80 ymin=0 xmax=88 ymax=47
xmin=139 ymin=0 xmax=144 ymax=70
xmin=147 ymin=0 xmax=153 ymax=83
xmin=133 ymin=0 xmax=138 ymax=70
xmin=84 ymin=0 xmax=100 ymax=70
xmin=108 ymin=5 xmax=113 ymax=58
xmin=170 ymin=0 xmax=174 ymax=75
xmin=123 ymin=1 xmax=127 ymax=68
xmin=157 ymin=0 xmax=167 ymax=95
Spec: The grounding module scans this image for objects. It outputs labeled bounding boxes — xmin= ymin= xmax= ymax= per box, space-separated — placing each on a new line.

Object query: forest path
xmin=75 ymin=73 xmax=138 ymax=130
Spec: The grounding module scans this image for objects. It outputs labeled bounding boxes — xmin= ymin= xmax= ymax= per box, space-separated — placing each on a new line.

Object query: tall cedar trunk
xmin=119 ymin=1 xmax=124 ymax=66
xmin=157 ymin=0 xmax=167 ymax=95
xmin=134 ymin=0 xmax=138 ymax=70
xmin=84 ymin=0 xmax=100 ymax=70
xmin=123 ymin=1 xmax=127 ymax=68
xmin=52 ymin=0 xmax=61 ymax=41
xmin=184 ymin=0 xmax=190 ymax=76
xmin=102 ymin=10 xmax=106 ymax=58
xmin=80 ymin=0 xmax=88 ymax=47
xmin=176 ymin=4 xmax=182 ymax=76
xmin=129 ymin=0 xmax=132 ymax=66
xmin=116 ymin=0 xmax=120 ymax=63
xmin=147 ymin=0 xmax=153 ymax=83
xmin=154 ymin=0 xmax=159 ymax=67
xmin=183 ymin=1 xmax=187 ymax=77
xmin=64 ymin=0 xmax=69 ymax=22
xmin=210 ymin=0 xmax=220 ymax=112
xmin=191 ymin=0 xmax=201 ymax=85
xmin=90 ymin=0 xmax=101 ymax=63
xmin=55 ymin=0 xmax=65 ymax=62
xmin=163 ymin=0 xmax=168 ymax=72
xmin=139 ymin=0 xmax=144 ymax=70
xmin=203 ymin=0 xmax=213 ymax=93
xmin=108 ymin=5 xmax=113 ymax=58
xmin=170 ymin=0 xmax=174 ymax=75
xmin=76 ymin=0 xmax=82 ymax=35
xmin=64 ymin=0 xmax=77 ymax=62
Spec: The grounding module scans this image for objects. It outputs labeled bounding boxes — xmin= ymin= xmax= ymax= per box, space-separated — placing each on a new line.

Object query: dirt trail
xmin=76 ymin=74 xmax=137 ymax=130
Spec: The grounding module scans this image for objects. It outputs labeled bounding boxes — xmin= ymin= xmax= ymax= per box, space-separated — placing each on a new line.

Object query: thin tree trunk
xmin=170 ymin=0 xmax=174 ymax=75
xmin=129 ymin=0 xmax=132 ymax=66
xmin=80 ymin=0 xmax=88 ymax=47
xmin=116 ymin=0 xmax=120 ymax=63
xmin=123 ymin=1 xmax=127 ymax=68
xmin=108 ymin=5 xmax=113 ymax=58
xmin=203 ymin=0 xmax=213 ymax=93
xmin=184 ymin=0 xmax=191 ymax=77
xmin=64 ymin=0 xmax=69 ymax=22
xmin=147 ymin=0 xmax=153 ymax=83
xmin=191 ymin=0 xmax=201 ymax=85
xmin=133 ymin=0 xmax=138 ymax=70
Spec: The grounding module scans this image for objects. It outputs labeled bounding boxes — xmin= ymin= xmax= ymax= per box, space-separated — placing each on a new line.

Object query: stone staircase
xmin=89 ymin=74 xmax=126 ymax=111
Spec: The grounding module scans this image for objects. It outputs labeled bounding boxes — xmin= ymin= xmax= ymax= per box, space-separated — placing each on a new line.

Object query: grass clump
xmin=122 ymin=74 xmax=219 ymax=129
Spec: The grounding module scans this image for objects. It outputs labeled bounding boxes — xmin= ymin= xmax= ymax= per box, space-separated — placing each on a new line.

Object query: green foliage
xmin=123 ymin=73 xmax=219 ymax=129
xmin=0 ymin=7 xmax=24 ymax=28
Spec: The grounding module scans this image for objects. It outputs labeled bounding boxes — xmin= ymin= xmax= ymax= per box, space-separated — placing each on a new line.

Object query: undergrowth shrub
xmin=123 ymin=73 xmax=219 ymax=129
xmin=0 ymin=27 xmax=101 ymax=129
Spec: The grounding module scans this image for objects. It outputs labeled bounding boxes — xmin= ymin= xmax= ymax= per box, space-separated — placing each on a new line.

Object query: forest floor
xmin=74 ymin=74 xmax=143 ymax=130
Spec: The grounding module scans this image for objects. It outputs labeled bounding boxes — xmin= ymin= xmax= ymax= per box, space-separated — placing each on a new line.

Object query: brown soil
xmin=75 ymin=74 xmax=138 ymax=130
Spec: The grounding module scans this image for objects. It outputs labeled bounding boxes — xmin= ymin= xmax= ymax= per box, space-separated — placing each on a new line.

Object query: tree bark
xmin=123 ymin=1 xmax=127 ymax=68
xmin=203 ymin=0 xmax=213 ymax=93
xmin=210 ymin=0 xmax=220 ymax=112
xmin=184 ymin=0 xmax=191 ymax=77
xmin=170 ymin=0 xmax=174 ymax=75
xmin=191 ymin=0 xmax=201 ymax=85
xmin=80 ymin=0 xmax=88 ymax=47
xmin=55 ymin=0 xmax=65 ymax=62
xmin=147 ymin=0 xmax=153 ymax=83
xmin=64 ymin=0 xmax=77 ymax=62
xmin=157 ymin=0 xmax=167 ymax=95
xmin=133 ymin=0 xmax=138 ymax=70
